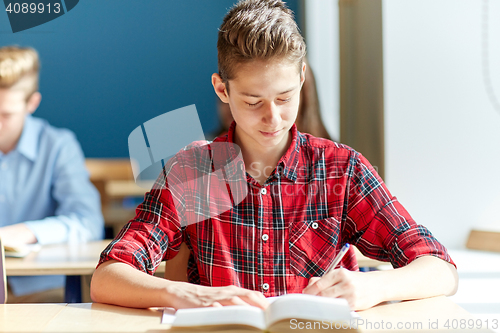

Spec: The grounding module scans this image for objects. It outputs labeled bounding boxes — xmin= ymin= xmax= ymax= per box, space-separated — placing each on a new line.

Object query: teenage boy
xmin=91 ymin=0 xmax=457 ymax=311
xmin=0 ymin=46 xmax=103 ymax=301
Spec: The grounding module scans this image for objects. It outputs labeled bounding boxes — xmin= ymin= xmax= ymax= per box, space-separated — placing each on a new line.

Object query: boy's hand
xmin=301 ymin=268 xmax=381 ymax=311
xmin=167 ymin=282 xmax=269 ymax=310
xmin=0 ymin=224 xmax=37 ymax=245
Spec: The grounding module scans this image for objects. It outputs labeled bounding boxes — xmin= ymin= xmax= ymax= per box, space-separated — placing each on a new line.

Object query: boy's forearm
xmin=91 ymin=260 xmax=270 ymax=309
xmin=91 ymin=260 xmax=174 ymax=309
xmin=372 ymin=255 xmax=458 ymax=304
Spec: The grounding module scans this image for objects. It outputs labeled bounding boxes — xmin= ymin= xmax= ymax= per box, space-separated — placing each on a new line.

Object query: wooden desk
xmin=359 ymin=296 xmax=494 ymax=332
xmin=4 ymin=240 xmax=163 ymax=303
xmin=0 ymin=297 xmax=494 ymax=332
xmin=0 ymin=303 xmax=67 ymax=332
xmin=85 ymin=159 xmax=148 ymax=238
xmin=4 ymin=240 xmax=166 ymax=277
xmin=4 ymin=241 xmax=113 ymax=303
xmin=5 ymin=241 xmax=109 ymax=276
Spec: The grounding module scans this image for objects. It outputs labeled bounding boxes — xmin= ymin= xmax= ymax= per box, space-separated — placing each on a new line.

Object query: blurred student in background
xmin=0 ymin=46 xmax=103 ymax=302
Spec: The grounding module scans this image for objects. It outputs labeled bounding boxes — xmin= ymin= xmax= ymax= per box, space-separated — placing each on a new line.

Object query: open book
xmin=164 ymin=293 xmax=358 ymax=332
xmin=3 ymin=243 xmax=41 ymax=258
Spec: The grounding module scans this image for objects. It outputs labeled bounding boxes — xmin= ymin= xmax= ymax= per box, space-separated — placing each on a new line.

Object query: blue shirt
xmin=0 ymin=115 xmax=104 ymax=295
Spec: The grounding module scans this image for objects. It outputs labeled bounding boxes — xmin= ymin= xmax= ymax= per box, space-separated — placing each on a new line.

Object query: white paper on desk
xmin=161 ymin=307 xmax=177 ymax=324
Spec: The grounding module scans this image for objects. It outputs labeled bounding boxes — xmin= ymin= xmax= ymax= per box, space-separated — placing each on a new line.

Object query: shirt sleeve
xmin=342 ymin=152 xmax=456 ymax=268
xmin=24 ymin=132 xmax=104 ymax=244
xmin=97 ymin=162 xmax=185 ymax=275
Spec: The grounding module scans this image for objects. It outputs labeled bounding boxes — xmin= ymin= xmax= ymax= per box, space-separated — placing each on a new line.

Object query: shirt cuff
xmin=24 ymin=218 xmax=69 ymax=245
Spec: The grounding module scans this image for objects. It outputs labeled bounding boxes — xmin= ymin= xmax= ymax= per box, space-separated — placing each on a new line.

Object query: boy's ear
xmin=212 ymin=73 xmax=229 ymax=103
xmin=300 ymin=61 xmax=307 ymax=88
xmin=26 ymin=92 xmax=41 ymax=114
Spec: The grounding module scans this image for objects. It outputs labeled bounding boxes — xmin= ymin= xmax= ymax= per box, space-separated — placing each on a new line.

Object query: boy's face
xmin=0 ymin=88 xmax=39 ymax=154
xmin=213 ymin=59 xmax=305 ymax=153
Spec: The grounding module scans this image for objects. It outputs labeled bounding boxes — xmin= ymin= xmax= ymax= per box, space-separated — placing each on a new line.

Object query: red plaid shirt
xmin=98 ymin=123 xmax=454 ymax=296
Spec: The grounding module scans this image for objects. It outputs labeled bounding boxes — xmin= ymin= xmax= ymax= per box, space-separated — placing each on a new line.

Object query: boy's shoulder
xmin=297 ymin=131 xmax=357 ymax=158
xmin=28 ymin=116 xmax=77 ymax=144
xmin=20 ymin=116 xmax=80 ymax=161
xmin=295 ymin=132 xmax=378 ymax=181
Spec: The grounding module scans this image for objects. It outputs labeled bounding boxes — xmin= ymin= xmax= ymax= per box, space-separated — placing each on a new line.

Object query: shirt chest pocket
xmin=288 ymin=216 xmax=342 ymax=279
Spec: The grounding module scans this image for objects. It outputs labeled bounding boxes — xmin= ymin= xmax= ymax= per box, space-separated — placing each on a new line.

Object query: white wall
xmin=383 ymin=0 xmax=500 ymax=248
xmin=304 ymin=0 xmax=339 ymax=140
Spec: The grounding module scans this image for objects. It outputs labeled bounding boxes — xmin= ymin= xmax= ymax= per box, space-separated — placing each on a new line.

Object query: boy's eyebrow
xmin=239 ymin=86 xmax=298 ymax=98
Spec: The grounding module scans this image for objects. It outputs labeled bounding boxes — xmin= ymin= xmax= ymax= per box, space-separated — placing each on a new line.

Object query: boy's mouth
xmin=260 ymin=129 xmax=282 ymax=137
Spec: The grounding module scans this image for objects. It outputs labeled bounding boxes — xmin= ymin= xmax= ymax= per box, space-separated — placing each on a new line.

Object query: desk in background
xmin=448 ymin=248 xmax=500 ymax=332
xmin=85 ymin=159 xmax=149 ymax=237
xmin=5 ymin=241 xmax=107 ymax=277
xmin=0 ymin=296 xmax=494 ymax=332
xmin=5 ymin=240 xmax=111 ymax=303
xmin=5 ymin=240 xmax=165 ymax=303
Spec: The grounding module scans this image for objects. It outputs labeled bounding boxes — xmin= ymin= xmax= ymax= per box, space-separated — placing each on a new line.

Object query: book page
xmin=265 ymin=294 xmax=353 ymax=328
xmin=172 ymin=305 xmax=266 ymax=330
xmin=161 ymin=307 xmax=176 ymax=324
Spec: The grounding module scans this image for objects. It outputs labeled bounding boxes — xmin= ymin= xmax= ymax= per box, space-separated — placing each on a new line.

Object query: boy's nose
xmin=263 ymin=102 xmax=281 ymax=127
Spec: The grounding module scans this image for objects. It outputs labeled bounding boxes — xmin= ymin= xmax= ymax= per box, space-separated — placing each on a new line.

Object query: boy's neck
xmin=234 ymin=127 xmax=292 ymax=185
xmin=0 ymin=125 xmax=23 ymax=155
xmin=0 ymin=138 xmax=19 ymax=155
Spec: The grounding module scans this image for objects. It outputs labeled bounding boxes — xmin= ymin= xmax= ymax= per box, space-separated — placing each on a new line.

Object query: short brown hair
xmin=217 ymin=0 xmax=306 ymax=88
xmin=0 ymin=46 xmax=40 ymax=99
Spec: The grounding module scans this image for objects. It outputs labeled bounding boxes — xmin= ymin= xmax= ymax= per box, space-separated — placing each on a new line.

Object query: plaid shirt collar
xmin=225 ymin=121 xmax=302 ymax=183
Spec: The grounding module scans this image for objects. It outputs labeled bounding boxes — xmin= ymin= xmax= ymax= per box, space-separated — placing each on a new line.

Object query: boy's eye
xmin=246 ymin=101 xmax=260 ymax=107
xmin=280 ymin=98 xmax=291 ymax=103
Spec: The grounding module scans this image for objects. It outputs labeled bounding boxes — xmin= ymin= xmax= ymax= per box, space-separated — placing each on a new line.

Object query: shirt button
xmin=260 ymin=188 xmax=267 ymax=195
xmin=262 ymin=283 xmax=269 ymax=291
xmin=311 ymin=222 xmax=319 ymax=229
xmin=0 ymin=162 xmax=6 ymax=170
xmin=0 ymin=195 xmax=5 ymax=202
xmin=262 ymin=234 xmax=269 ymax=241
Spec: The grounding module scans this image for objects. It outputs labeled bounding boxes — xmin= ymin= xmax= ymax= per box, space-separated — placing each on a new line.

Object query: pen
xmin=324 ymin=243 xmax=350 ymax=275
